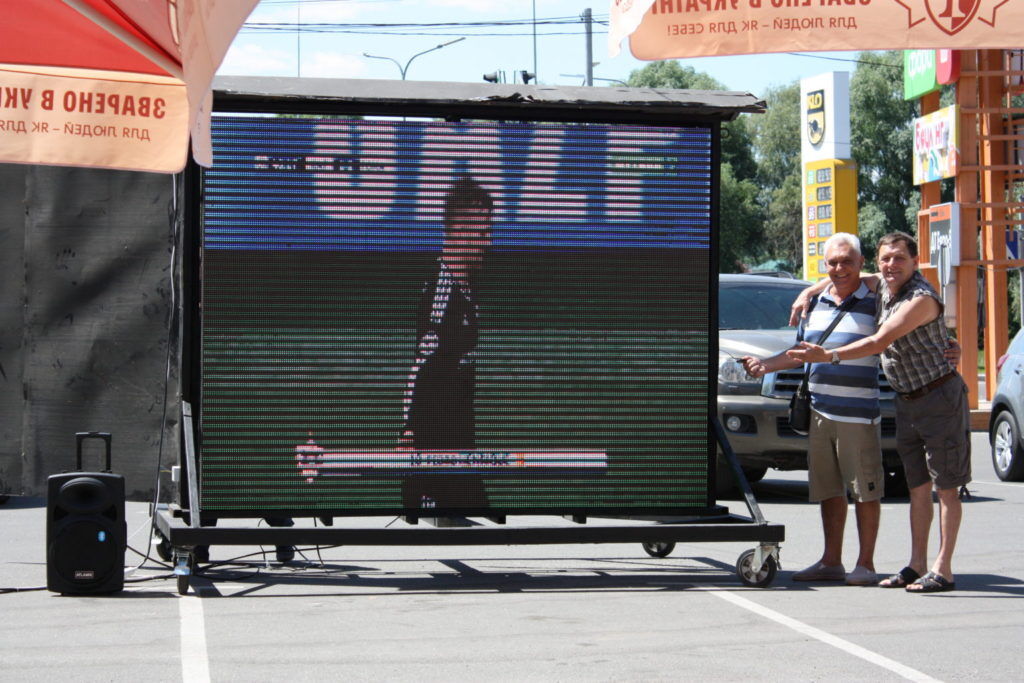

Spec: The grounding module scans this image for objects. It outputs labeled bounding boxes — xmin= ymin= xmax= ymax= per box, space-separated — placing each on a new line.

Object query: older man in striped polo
xmin=742 ymin=232 xmax=883 ymax=586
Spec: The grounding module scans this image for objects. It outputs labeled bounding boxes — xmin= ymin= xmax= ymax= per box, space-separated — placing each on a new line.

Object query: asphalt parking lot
xmin=2 ymin=430 xmax=1022 ymax=682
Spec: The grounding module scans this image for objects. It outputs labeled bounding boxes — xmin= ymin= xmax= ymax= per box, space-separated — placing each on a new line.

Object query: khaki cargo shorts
xmin=807 ymin=411 xmax=885 ymax=503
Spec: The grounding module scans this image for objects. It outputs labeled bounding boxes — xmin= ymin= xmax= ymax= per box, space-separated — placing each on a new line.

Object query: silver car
xmin=716 ymin=273 xmax=905 ymax=495
xmin=990 ymin=328 xmax=1024 ymax=480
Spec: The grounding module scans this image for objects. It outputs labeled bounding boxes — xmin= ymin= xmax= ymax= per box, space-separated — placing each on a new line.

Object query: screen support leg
xmin=710 ymin=415 xmax=765 ymax=525
xmin=183 ymin=401 xmax=201 ymax=529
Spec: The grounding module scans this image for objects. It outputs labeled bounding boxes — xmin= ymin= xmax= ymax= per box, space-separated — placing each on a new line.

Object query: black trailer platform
xmin=154 ymin=507 xmax=785 ymax=595
xmin=156 ymin=410 xmax=784 ymax=595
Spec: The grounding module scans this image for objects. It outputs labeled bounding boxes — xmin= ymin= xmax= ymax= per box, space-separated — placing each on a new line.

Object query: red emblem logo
xmin=924 ymin=0 xmax=982 ymax=34
xmin=893 ymin=0 xmax=1010 ymax=32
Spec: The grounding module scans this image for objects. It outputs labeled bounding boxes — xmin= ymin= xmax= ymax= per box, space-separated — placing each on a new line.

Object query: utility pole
xmin=582 ymin=8 xmax=593 ymax=86
xmin=532 ymin=0 xmax=538 ymax=83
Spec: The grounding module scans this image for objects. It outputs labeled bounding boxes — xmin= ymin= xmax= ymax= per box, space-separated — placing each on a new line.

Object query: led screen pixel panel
xmin=200 ymin=115 xmax=714 ymax=515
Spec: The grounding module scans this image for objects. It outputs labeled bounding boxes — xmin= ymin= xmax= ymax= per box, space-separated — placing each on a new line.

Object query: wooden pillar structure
xmin=955 ymin=50 xmax=981 ymax=407
xmin=922 ymin=50 xmax=1024 ymax=407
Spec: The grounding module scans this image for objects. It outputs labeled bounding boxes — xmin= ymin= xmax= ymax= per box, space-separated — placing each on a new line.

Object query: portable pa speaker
xmin=46 ymin=433 xmax=126 ymax=594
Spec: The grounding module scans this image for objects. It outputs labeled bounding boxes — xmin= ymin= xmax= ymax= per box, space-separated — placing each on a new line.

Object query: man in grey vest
xmin=789 ymin=231 xmax=970 ymax=593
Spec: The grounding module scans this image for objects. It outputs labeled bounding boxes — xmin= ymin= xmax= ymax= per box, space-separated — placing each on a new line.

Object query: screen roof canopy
xmin=212 ymin=76 xmax=765 ymax=123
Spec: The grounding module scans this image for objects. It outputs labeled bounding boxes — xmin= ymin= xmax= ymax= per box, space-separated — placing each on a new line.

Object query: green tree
xmin=719 ymin=163 xmax=765 ymax=271
xmin=762 ymin=170 xmax=804 ymax=272
xmin=751 ymin=82 xmax=801 ymax=190
xmin=626 ymin=61 xmax=756 ymax=181
xmin=625 ymin=61 xmax=763 ymax=270
xmin=750 ymin=82 xmax=802 ymax=271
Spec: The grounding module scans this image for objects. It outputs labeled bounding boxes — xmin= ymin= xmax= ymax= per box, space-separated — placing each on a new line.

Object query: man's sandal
xmin=878 ymin=566 xmax=920 ymax=588
xmin=906 ymin=571 xmax=956 ymax=593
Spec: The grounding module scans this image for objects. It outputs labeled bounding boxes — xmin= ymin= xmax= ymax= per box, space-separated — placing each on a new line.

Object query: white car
xmin=990 ymin=328 xmax=1024 ymax=480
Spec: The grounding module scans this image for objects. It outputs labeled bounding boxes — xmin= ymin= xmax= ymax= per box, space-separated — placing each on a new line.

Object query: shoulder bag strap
xmin=796 ymin=291 xmax=859 ymax=389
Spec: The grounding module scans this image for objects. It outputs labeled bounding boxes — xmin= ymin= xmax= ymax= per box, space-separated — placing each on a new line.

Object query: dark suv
xmin=716 ymin=274 xmax=905 ymax=495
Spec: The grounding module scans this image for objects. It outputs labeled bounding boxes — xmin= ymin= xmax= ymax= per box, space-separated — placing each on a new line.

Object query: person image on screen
xmin=787 ymin=231 xmax=969 ymax=593
xmin=741 ymin=233 xmax=884 ymax=586
xmin=400 ymin=174 xmax=493 ymax=510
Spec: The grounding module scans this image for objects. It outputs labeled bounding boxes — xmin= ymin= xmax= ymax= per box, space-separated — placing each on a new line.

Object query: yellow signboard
xmin=803 ymin=158 xmax=858 ymax=281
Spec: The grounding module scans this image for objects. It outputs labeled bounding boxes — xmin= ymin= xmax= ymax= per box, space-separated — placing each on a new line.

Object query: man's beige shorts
xmin=807 ymin=411 xmax=884 ymax=503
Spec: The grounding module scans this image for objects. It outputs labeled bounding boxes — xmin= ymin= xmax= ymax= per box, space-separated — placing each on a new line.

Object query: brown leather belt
xmin=897 ymin=372 xmax=957 ymax=400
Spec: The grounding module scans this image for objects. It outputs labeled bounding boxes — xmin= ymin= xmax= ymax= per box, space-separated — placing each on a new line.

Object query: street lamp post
xmin=364 ymin=37 xmax=466 ymax=80
xmin=559 ymin=74 xmax=629 ymax=87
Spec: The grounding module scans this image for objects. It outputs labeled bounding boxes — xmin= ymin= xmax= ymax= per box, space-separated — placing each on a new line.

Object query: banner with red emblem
xmin=610 ymin=0 xmax=1021 ymax=61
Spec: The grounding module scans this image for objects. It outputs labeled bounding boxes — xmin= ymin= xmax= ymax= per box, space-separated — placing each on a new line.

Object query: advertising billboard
xmin=904 ymin=49 xmax=939 ymax=100
xmin=913 ymin=105 xmax=960 ymax=184
xmin=198 ymin=115 xmax=716 ymax=517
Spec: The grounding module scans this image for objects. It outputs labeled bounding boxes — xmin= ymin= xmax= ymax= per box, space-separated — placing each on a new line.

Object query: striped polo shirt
xmin=877 ymin=271 xmax=950 ymax=394
xmin=798 ymin=282 xmax=881 ymax=424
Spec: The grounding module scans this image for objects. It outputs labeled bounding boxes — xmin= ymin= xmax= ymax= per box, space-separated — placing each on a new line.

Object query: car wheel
xmin=715 ymin=454 xmax=766 ymax=496
xmin=714 ymin=453 xmax=736 ymax=496
xmin=642 ymin=542 xmax=675 ymax=558
xmin=991 ymin=410 xmax=1024 ymax=481
xmin=884 ymin=468 xmax=908 ymax=497
xmin=742 ymin=466 xmax=767 ymax=483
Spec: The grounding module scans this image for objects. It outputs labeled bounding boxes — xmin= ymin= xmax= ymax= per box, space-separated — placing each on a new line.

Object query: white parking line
xmin=969 ymin=479 xmax=1022 ymax=488
xmin=179 ymin=594 xmax=211 ymax=683
xmin=705 ymin=588 xmax=941 ymax=683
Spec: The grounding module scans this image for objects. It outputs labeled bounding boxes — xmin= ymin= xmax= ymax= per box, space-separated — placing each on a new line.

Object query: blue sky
xmin=217 ymin=0 xmax=866 ymax=99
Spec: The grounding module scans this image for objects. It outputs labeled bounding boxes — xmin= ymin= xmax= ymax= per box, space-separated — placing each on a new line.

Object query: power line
xmin=241 ymin=28 xmax=607 ymax=37
xmin=243 ymin=16 xmax=608 ymax=30
xmin=786 ymin=52 xmax=902 ymax=70
xmin=240 ymin=20 xmax=609 ymax=37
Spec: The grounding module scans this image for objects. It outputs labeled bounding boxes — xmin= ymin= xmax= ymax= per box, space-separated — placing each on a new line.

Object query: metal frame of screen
xmin=181 ymin=86 xmax=729 ymax=522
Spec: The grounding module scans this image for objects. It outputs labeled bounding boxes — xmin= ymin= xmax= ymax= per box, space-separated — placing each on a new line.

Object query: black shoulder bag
xmin=788 ymin=294 xmax=858 ymax=435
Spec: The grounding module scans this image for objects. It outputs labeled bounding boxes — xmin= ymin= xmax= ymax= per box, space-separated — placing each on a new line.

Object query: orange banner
xmin=622 ymin=0 xmax=1022 ymax=61
xmin=0 ymin=66 xmax=188 ymax=173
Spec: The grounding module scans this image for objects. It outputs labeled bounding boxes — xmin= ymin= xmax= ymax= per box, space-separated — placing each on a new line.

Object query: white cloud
xmin=218 ymin=43 xmax=295 ymax=77
xmin=300 ymin=52 xmax=370 ymax=79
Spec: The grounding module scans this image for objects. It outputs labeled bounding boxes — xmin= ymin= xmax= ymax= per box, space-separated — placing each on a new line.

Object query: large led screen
xmin=199 ymin=115 xmax=715 ymax=515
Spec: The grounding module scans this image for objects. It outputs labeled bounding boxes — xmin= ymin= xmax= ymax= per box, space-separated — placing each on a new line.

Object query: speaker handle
xmin=75 ymin=432 xmax=112 ymax=471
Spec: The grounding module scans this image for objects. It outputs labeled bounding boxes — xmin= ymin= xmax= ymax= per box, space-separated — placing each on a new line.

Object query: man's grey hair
xmin=822 ymin=231 xmax=862 ymax=257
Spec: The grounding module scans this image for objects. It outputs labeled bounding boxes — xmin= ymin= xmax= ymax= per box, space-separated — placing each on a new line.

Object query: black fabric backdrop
xmin=0 ymin=164 xmax=179 ymax=500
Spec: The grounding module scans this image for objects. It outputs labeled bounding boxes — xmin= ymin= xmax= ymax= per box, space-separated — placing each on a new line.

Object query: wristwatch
xmin=830 ymin=350 xmax=841 ymax=365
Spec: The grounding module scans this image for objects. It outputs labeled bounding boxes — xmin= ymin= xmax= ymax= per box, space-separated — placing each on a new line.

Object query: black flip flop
xmin=906 ymin=571 xmax=956 ymax=593
xmin=878 ymin=566 xmax=920 ymax=588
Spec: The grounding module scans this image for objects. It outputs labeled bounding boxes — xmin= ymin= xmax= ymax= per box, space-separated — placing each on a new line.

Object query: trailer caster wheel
xmin=175 ymin=553 xmax=194 ymax=596
xmin=642 ymin=541 xmax=676 ymax=558
xmin=736 ymin=548 xmax=777 ymax=588
xmin=155 ymin=536 xmax=173 ymax=562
